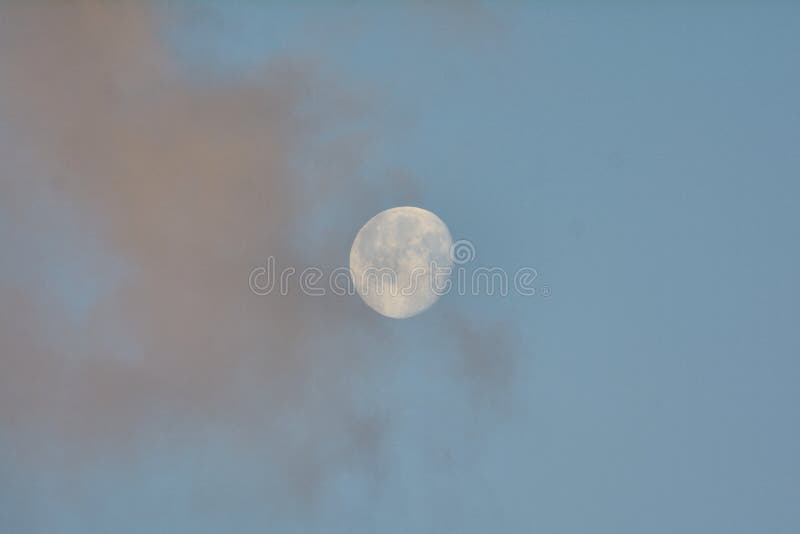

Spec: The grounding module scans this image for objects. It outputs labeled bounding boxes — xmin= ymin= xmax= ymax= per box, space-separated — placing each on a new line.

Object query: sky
xmin=1 ymin=2 xmax=799 ymax=533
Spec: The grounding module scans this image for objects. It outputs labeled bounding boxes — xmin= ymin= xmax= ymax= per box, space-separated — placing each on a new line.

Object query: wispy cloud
xmin=0 ymin=1 xmax=517 ymax=523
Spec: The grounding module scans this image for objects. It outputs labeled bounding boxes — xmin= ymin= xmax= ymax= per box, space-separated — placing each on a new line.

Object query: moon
xmin=350 ymin=206 xmax=453 ymax=319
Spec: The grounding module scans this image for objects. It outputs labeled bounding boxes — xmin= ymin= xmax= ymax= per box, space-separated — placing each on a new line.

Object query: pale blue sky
xmin=2 ymin=3 xmax=799 ymax=533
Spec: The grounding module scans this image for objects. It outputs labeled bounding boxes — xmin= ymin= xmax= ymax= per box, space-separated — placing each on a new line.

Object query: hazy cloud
xmin=0 ymin=1 xmax=516 ymax=523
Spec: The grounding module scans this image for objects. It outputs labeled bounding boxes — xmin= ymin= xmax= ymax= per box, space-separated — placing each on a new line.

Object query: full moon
xmin=350 ymin=206 xmax=453 ymax=319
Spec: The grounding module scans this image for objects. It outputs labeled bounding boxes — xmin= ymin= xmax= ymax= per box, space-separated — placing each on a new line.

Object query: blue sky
xmin=2 ymin=3 xmax=799 ymax=533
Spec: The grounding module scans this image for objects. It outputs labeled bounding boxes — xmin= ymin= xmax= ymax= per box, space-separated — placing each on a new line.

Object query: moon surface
xmin=350 ymin=207 xmax=453 ymax=319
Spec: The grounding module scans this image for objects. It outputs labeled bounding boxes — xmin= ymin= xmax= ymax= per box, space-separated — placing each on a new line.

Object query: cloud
xmin=0 ymin=1 xmax=516 ymax=522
